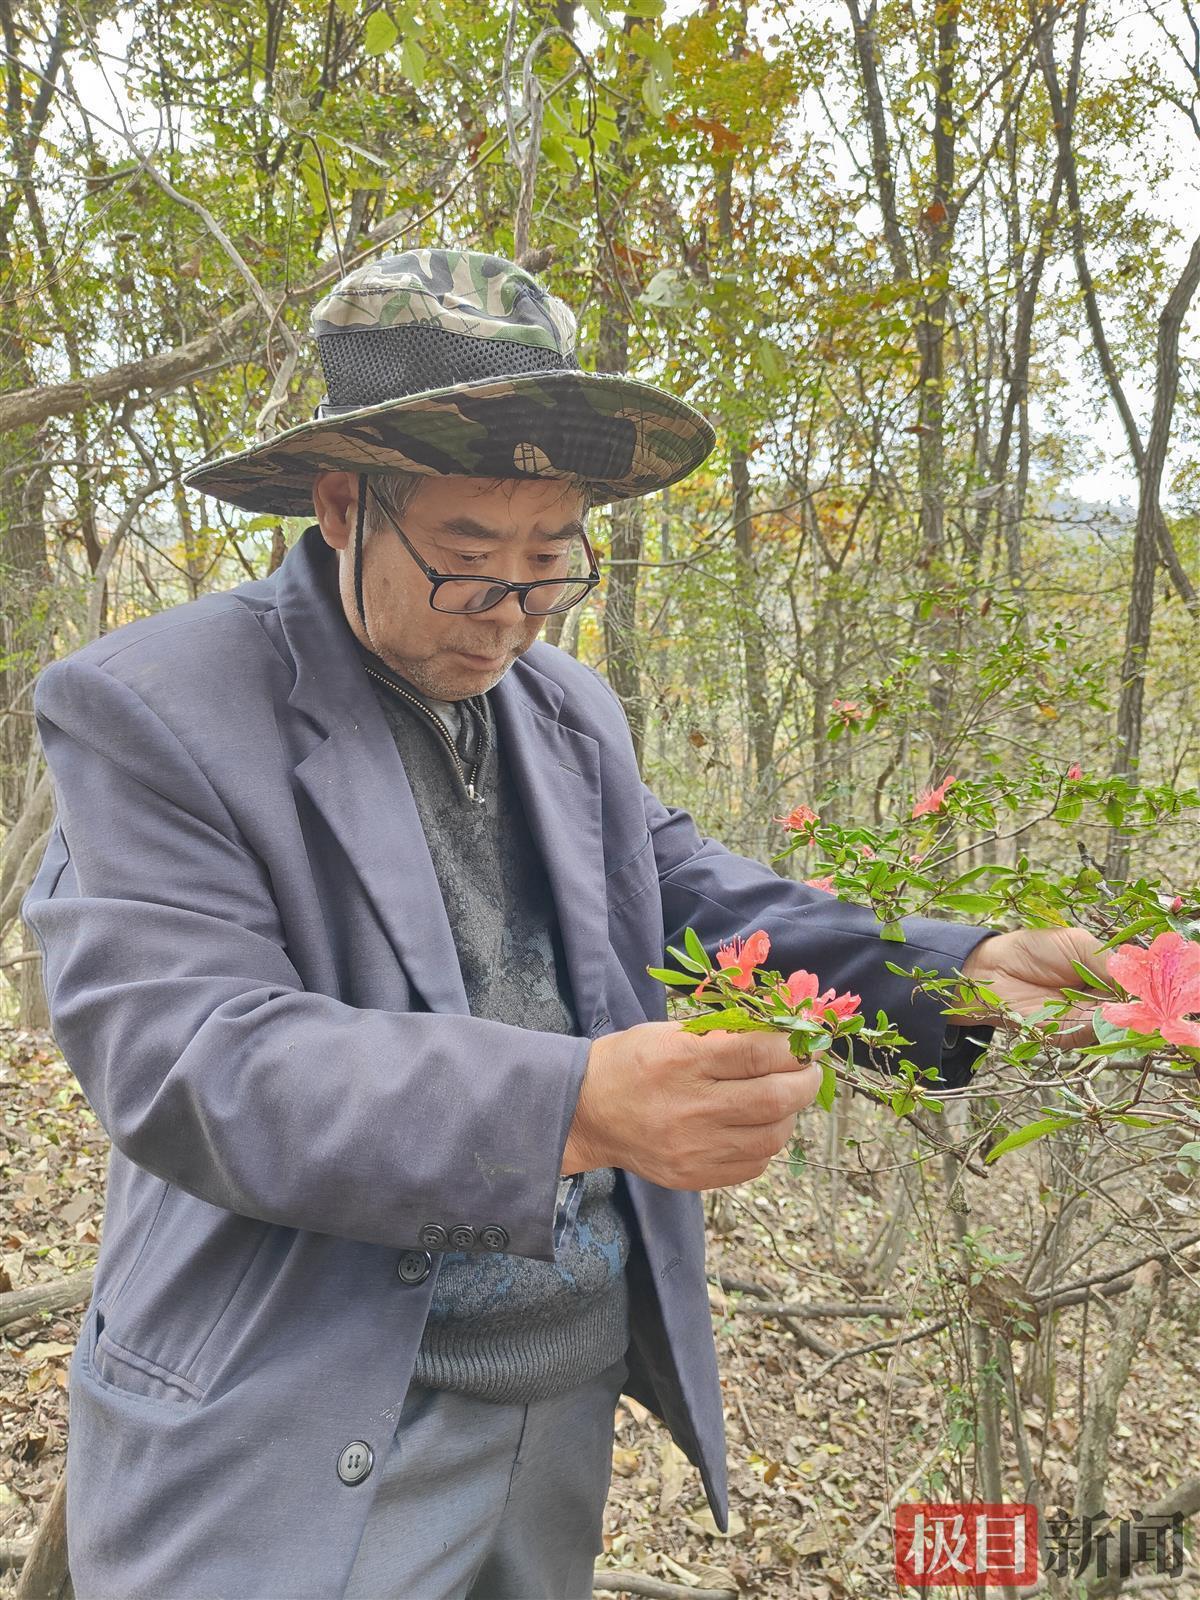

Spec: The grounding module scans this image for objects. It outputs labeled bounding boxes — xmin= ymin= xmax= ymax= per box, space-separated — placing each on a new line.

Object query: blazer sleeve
xmin=22 ymin=657 xmax=587 ymax=1261
xmin=642 ymin=785 xmax=993 ymax=1086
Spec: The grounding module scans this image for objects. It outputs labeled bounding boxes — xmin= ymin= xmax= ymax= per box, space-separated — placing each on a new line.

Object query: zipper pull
xmin=467 ymin=782 xmax=485 ymax=805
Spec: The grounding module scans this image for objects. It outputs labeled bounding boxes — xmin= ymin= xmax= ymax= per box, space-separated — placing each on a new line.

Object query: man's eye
xmin=453 ymin=553 xmax=488 ymax=568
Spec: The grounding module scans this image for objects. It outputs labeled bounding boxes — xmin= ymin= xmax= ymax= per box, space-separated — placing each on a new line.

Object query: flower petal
xmin=1105 ymin=942 xmax=1156 ymax=998
xmin=785 ymin=970 xmax=820 ymax=1006
xmin=1161 ymin=1017 xmax=1200 ymax=1049
xmin=1099 ymin=1000 xmax=1157 ymax=1032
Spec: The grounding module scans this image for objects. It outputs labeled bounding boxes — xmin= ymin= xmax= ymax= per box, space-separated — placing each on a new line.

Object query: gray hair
xmin=361 ymin=469 xmax=425 ymax=534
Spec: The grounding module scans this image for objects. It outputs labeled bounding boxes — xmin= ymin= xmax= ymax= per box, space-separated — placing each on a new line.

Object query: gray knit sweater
xmin=361 ymin=652 xmax=630 ymax=1403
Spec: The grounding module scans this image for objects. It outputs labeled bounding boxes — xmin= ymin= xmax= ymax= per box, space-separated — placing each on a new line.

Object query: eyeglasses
xmin=366 ymin=482 xmax=600 ymax=616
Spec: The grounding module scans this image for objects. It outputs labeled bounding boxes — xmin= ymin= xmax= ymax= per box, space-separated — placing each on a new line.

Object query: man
xmin=23 ymin=249 xmax=1104 ymax=1600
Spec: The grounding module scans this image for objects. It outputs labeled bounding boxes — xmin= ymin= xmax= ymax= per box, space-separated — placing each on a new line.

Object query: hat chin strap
xmin=354 ymin=472 xmax=368 ymax=637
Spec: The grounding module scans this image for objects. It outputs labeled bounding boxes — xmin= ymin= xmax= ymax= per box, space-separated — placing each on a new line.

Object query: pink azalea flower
xmin=1067 ymin=763 xmax=1084 ymax=781
xmin=783 ymin=969 xmax=861 ymax=1020
xmin=804 ymin=876 xmax=836 ymax=894
xmin=832 ymin=698 xmax=864 ymax=723
xmin=1169 ymin=896 xmax=1183 ymax=914
xmin=712 ymin=929 xmax=771 ymax=991
xmin=776 ymin=803 xmax=819 ymax=838
xmin=784 ymin=970 xmax=821 ymax=1006
xmin=823 ymin=989 xmax=862 ymax=1021
xmin=911 ymin=775 xmax=957 ymax=819
xmin=858 ymin=844 xmax=876 ymax=860
xmin=1099 ymin=931 xmax=1200 ymax=1049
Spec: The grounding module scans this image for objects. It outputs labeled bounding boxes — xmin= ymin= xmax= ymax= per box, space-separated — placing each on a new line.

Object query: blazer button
xmin=448 ymin=1224 xmax=476 ymax=1249
xmin=418 ymin=1224 xmax=448 ymax=1250
xmin=396 ymin=1249 xmax=432 ymax=1285
xmin=337 ymin=1441 xmax=374 ymax=1485
xmin=480 ymin=1225 xmax=509 ymax=1252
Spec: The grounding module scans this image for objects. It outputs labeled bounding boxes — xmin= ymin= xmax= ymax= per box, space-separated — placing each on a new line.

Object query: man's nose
xmin=479 ymin=589 xmax=528 ymax=625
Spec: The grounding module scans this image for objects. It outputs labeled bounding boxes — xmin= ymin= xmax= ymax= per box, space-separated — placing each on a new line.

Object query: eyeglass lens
xmin=429 ymin=537 xmax=594 ymax=614
xmin=431 ymin=578 xmax=594 ymax=615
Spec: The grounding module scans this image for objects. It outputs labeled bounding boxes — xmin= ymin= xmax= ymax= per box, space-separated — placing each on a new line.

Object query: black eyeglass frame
xmin=365 ymin=481 xmax=601 ymax=617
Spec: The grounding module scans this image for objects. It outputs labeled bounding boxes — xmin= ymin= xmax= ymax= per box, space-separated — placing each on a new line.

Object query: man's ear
xmin=312 ymin=471 xmax=360 ymax=551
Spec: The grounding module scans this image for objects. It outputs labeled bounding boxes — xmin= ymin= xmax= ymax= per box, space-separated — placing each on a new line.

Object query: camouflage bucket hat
xmin=183 ymin=249 xmax=717 ymax=515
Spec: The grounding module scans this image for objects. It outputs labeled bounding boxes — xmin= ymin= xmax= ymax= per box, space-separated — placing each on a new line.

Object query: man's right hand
xmin=561 ymin=1021 xmax=824 ymax=1190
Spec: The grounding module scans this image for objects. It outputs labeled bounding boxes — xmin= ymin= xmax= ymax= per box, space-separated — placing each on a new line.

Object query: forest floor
xmin=3 ymin=1022 xmax=1198 ymax=1600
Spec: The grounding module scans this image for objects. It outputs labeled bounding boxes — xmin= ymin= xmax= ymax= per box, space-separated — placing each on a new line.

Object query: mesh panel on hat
xmin=317 ymin=322 xmax=579 ymax=412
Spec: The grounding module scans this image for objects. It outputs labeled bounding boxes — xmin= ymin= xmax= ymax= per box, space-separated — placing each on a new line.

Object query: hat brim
xmin=183 ymin=370 xmax=716 ymax=515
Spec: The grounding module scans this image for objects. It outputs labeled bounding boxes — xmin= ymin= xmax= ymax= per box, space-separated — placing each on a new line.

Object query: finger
xmin=692 ymin=1029 xmax=798 ymax=1082
xmin=699 ymin=1135 xmax=800 ymax=1188
xmin=707 ymin=1061 xmax=824 ymax=1125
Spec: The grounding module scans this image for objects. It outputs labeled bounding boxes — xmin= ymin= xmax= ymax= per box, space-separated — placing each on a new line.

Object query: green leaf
xmin=880 ymin=921 xmax=907 ymax=941
xmin=777 ymin=1014 xmax=827 ymax=1034
xmin=790 ymin=1030 xmax=831 ymax=1062
xmin=540 ymin=133 xmax=574 ymax=175
xmin=364 ymin=9 xmax=399 ymax=56
xmin=985 ymin=1115 xmax=1078 ymax=1163
xmin=666 ymin=943 xmax=707 ymax=974
xmin=1105 ymin=795 xmax=1125 ymax=827
xmin=816 ymin=1061 xmax=837 ymax=1111
xmin=938 ymin=893 xmax=1000 ymax=914
xmin=681 ymin=1008 xmax=772 ymax=1034
xmin=647 ymin=967 xmax=699 ymax=985
xmin=1101 ymin=915 xmax=1161 ymax=949
xmin=1080 ymin=1036 xmax=1160 ymax=1060
xmin=628 ymin=27 xmax=674 ymax=81
xmin=400 ymin=36 xmax=426 ymax=86
xmin=1008 ymin=1040 xmax=1042 ymax=1063
xmin=641 ymin=68 xmax=664 ymax=117
xmin=757 ymin=339 xmax=785 ymax=383
xmin=684 ymin=927 xmax=712 ymax=970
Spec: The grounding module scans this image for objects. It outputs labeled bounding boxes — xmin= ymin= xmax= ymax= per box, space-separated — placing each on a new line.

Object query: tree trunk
xmin=13 ymin=1468 xmax=72 ymax=1600
xmin=1106 ymin=232 xmax=1200 ymax=878
xmin=730 ymin=445 xmax=773 ymax=789
xmin=594 ymin=70 xmax=646 ymax=766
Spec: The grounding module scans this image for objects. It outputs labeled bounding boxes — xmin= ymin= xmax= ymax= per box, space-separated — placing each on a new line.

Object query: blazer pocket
xmin=605 ymin=832 xmax=658 ymax=912
xmin=89 ymin=1306 xmax=203 ymax=1406
xmin=97 ymin=1186 xmax=271 ymax=1388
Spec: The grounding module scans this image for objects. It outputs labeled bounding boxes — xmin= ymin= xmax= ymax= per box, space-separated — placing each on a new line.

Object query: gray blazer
xmin=23 ymin=526 xmax=987 ymax=1599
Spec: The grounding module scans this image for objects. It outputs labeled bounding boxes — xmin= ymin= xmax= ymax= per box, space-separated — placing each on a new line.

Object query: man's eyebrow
xmin=436 ymin=516 xmax=586 ymax=543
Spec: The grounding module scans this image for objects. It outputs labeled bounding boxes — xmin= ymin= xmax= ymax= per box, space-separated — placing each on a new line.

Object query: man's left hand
xmin=959 ymin=927 xmax=1112 ymax=1044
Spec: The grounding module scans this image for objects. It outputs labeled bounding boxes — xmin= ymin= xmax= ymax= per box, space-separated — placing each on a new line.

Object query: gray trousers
xmin=341 ymin=1354 xmax=629 ymax=1600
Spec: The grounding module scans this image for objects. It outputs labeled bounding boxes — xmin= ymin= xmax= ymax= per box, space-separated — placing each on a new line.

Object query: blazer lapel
xmin=492 ymin=668 xmax=609 ymax=1032
xmin=275 ymin=528 xmax=470 ymax=1016
xmin=293 ymin=730 xmax=470 ymax=1015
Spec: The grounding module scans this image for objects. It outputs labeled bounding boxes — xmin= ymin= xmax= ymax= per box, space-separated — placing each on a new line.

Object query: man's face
xmin=313 ymin=470 xmax=590 ymax=701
